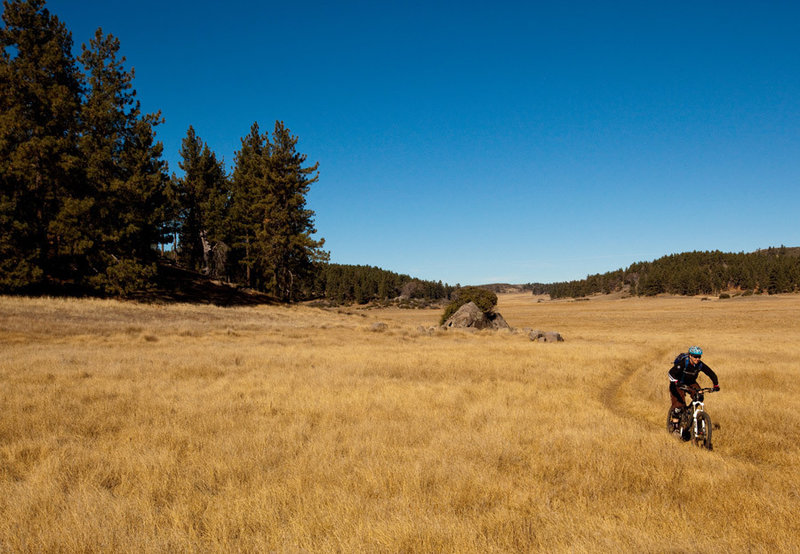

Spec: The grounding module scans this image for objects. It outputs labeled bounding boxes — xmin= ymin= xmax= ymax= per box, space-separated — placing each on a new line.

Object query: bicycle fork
xmin=691 ymin=402 xmax=705 ymax=437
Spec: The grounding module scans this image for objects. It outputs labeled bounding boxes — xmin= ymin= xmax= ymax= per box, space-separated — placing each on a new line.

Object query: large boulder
xmin=443 ymin=301 xmax=485 ymax=328
xmin=487 ymin=311 xmax=511 ymax=330
xmin=442 ymin=301 xmax=511 ymax=330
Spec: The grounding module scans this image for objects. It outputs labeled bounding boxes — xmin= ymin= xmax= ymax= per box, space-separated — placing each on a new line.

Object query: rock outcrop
xmin=442 ymin=302 xmax=511 ymax=331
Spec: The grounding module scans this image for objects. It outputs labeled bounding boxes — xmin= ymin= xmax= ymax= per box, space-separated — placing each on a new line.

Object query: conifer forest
xmin=1 ymin=0 xmax=329 ymax=300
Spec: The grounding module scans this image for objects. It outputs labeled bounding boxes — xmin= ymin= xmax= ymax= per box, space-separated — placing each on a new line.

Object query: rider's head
xmin=688 ymin=345 xmax=703 ymax=364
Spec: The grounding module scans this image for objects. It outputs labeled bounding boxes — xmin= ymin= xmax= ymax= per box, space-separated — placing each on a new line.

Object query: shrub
xmin=719 ymin=293 xmax=731 ymax=299
xmin=89 ymin=258 xmax=157 ymax=297
xmin=439 ymin=287 xmax=498 ymax=325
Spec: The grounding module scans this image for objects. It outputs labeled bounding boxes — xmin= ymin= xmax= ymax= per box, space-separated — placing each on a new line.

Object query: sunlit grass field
xmin=2 ymin=293 xmax=799 ymax=552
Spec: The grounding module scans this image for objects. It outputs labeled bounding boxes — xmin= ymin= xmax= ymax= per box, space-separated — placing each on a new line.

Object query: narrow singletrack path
xmin=600 ymin=345 xmax=670 ymax=418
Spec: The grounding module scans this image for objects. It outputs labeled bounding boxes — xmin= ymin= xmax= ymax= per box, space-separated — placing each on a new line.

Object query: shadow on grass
xmin=130 ymin=264 xmax=276 ymax=307
xmin=11 ymin=263 xmax=276 ymax=308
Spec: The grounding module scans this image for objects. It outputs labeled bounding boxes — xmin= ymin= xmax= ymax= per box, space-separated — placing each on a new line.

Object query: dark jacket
xmin=668 ymin=353 xmax=719 ymax=387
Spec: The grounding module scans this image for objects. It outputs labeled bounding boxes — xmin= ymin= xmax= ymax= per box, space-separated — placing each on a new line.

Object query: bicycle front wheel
xmin=692 ymin=412 xmax=713 ymax=450
xmin=701 ymin=413 xmax=713 ymax=450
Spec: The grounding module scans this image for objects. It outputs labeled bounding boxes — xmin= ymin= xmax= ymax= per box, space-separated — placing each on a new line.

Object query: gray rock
xmin=442 ymin=302 xmax=510 ymax=331
xmin=529 ymin=330 xmax=564 ymax=342
xmin=443 ymin=302 xmax=489 ymax=329
xmin=542 ymin=331 xmax=564 ymax=342
xmin=487 ymin=311 xmax=511 ymax=330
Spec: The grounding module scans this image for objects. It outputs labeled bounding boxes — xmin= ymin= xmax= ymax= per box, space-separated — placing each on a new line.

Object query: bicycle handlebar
xmin=677 ymin=386 xmax=717 ymax=394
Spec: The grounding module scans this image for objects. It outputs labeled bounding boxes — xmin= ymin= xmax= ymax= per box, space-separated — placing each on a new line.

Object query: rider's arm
xmin=699 ymin=363 xmax=719 ymax=387
xmin=668 ymin=365 xmax=680 ymax=383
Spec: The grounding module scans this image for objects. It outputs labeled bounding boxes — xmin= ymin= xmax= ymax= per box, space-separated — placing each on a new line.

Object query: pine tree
xmin=78 ymin=28 xmax=170 ymax=295
xmin=229 ymin=121 xmax=328 ymax=298
xmin=259 ymin=121 xmax=328 ymax=301
xmin=229 ymin=123 xmax=267 ymax=286
xmin=0 ymin=0 xmax=83 ymax=290
xmin=641 ymin=267 xmax=665 ymax=296
xmin=175 ymin=126 xmax=230 ymax=275
xmin=767 ymin=262 xmax=789 ymax=295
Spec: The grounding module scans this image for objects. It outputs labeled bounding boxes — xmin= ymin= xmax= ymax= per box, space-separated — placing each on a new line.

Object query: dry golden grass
xmin=1 ymin=293 xmax=799 ymax=552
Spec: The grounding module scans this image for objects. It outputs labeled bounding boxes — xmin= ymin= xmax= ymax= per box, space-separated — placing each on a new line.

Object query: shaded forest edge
xmin=525 ymin=247 xmax=800 ymax=299
xmin=3 ymin=259 xmax=455 ymax=308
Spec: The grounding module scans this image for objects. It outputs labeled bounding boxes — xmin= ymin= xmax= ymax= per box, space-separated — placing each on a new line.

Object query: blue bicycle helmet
xmin=688 ymin=345 xmax=703 ymax=357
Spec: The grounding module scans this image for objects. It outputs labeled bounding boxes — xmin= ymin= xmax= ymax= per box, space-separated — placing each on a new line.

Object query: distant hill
xmin=522 ymin=246 xmax=800 ymax=299
xmin=476 ymin=284 xmax=533 ymax=294
xmin=755 ymin=246 xmax=800 ymax=257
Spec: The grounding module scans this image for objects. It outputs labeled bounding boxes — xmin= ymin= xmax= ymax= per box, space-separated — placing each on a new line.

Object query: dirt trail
xmin=600 ymin=345 xmax=670 ymax=417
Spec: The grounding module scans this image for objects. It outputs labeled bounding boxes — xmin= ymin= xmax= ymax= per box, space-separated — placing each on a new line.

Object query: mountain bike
xmin=666 ymin=386 xmax=716 ymax=450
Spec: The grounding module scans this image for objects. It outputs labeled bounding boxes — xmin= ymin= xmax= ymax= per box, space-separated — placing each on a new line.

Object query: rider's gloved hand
xmin=713 ymin=384 xmax=720 ymax=391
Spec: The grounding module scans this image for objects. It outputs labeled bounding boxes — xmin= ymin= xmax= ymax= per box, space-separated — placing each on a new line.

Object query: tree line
xmin=172 ymin=122 xmax=327 ymax=301
xmin=538 ymin=247 xmax=800 ymax=299
xmin=311 ymin=264 xmax=454 ymax=305
xmin=1 ymin=0 xmax=326 ymax=300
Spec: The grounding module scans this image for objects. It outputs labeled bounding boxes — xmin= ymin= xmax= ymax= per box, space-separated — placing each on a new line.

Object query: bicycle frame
xmin=688 ymin=390 xmax=706 ymax=438
xmin=678 ymin=386 xmax=716 ymax=448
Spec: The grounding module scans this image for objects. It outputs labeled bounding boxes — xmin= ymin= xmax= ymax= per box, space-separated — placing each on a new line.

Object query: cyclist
xmin=668 ymin=346 xmax=719 ymax=431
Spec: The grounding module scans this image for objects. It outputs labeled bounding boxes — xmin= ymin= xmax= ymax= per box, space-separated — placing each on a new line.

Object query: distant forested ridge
xmin=311 ymin=264 xmax=454 ymax=305
xmin=534 ymin=247 xmax=800 ymax=299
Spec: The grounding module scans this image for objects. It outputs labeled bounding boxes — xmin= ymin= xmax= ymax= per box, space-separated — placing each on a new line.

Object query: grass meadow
xmin=1 ymin=293 xmax=799 ymax=552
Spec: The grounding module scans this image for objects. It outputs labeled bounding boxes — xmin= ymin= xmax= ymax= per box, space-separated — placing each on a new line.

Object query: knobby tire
xmin=666 ymin=408 xmax=675 ymax=433
xmin=700 ymin=412 xmax=713 ymax=450
xmin=690 ymin=411 xmax=713 ymax=450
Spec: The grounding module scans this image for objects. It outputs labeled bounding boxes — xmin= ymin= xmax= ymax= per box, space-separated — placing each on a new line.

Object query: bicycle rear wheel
xmin=666 ymin=408 xmax=680 ymax=435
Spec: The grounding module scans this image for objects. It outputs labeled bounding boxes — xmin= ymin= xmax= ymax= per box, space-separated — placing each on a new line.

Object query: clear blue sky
xmin=36 ymin=0 xmax=800 ymax=285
